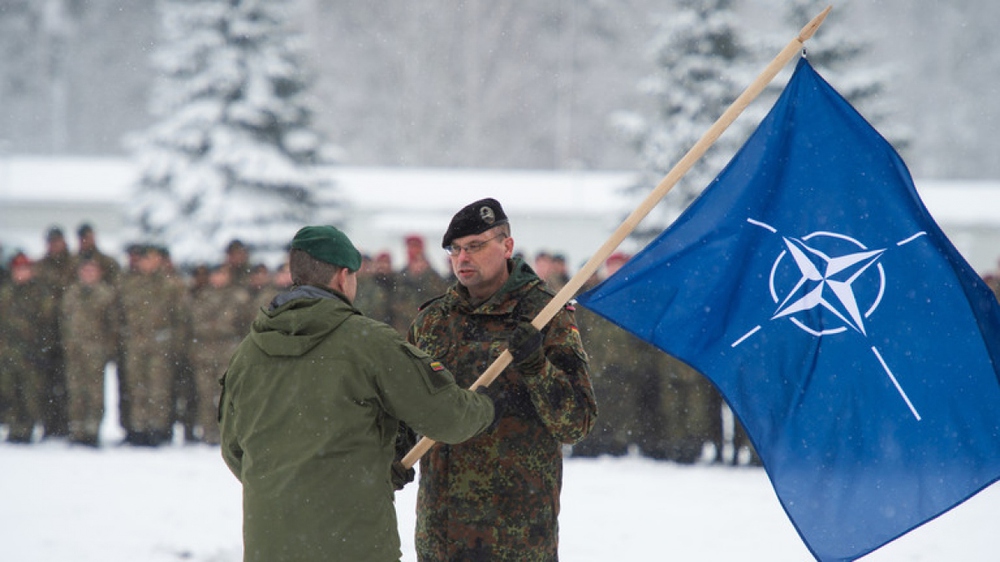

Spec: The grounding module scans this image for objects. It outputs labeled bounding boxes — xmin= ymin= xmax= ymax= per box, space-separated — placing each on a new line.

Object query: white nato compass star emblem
xmin=731 ymin=218 xmax=928 ymax=421
xmin=769 ymin=230 xmax=885 ymax=337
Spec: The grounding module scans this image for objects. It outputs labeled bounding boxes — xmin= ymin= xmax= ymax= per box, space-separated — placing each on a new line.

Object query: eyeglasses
xmin=444 ymin=233 xmax=506 ymax=256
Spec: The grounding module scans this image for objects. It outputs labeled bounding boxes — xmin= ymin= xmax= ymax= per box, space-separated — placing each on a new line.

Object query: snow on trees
xmin=779 ymin=0 xmax=910 ymax=154
xmin=614 ymin=0 xmax=759 ymax=248
xmin=127 ymin=0 xmax=338 ymax=267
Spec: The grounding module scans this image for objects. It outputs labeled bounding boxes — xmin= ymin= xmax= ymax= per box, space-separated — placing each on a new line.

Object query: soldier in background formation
xmin=354 ymin=252 xmax=396 ymax=328
xmin=392 ymin=234 xmax=449 ymax=333
xmin=574 ymin=252 xmax=664 ymax=458
xmin=188 ymin=264 xmax=249 ymax=444
xmin=35 ymin=227 xmax=76 ymax=437
xmin=0 ymin=253 xmax=51 ymax=443
xmin=573 ymin=251 xmax=761 ymax=466
xmin=77 ymin=223 xmax=121 ymax=284
xmin=353 ymin=234 xmax=451 ymax=336
xmin=60 ymin=260 xmax=119 ymax=446
xmin=0 ymin=224 xmax=292 ymax=447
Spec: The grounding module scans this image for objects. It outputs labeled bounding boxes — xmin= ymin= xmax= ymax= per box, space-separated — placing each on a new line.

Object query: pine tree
xmin=127 ymin=0 xmax=336 ymax=267
xmin=780 ymin=0 xmax=909 ymax=153
xmin=614 ymin=0 xmax=759 ymax=247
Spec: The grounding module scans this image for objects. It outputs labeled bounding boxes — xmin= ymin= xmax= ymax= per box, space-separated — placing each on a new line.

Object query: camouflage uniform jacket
xmin=60 ymin=282 xmax=120 ymax=362
xmin=190 ymin=284 xmax=250 ymax=344
xmin=0 ymin=279 xmax=54 ymax=367
xmin=407 ymin=258 xmax=597 ymax=561
xmin=36 ymin=250 xmax=78 ymax=295
xmin=220 ymin=285 xmax=494 ymax=562
xmin=391 ymin=266 xmax=448 ymax=334
xmin=35 ymin=251 xmax=77 ymax=349
xmin=119 ymin=272 xmax=191 ymax=357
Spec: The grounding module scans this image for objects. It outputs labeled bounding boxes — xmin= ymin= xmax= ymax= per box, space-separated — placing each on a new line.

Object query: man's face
xmin=137 ymin=251 xmax=161 ymax=275
xmin=228 ymin=247 xmax=248 ymax=266
xmin=249 ymin=268 xmax=269 ymax=288
xmin=209 ymin=267 xmax=231 ymax=288
xmin=11 ymin=264 xmax=32 ymax=284
xmin=406 ymin=239 xmax=424 ymax=261
xmin=448 ymin=228 xmax=512 ymax=299
xmin=78 ymin=262 xmax=102 ymax=285
xmin=373 ymin=254 xmax=392 ymax=274
xmin=48 ymin=236 xmax=67 ymax=255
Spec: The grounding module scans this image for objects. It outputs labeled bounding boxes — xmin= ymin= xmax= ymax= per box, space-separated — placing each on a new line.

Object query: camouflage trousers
xmin=122 ymin=339 xmax=175 ymax=433
xmin=64 ymin=345 xmax=111 ymax=443
xmin=658 ymin=369 xmax=723 ymax=464
xmin=188 ymin=339 xmax=239 ymax=444
xmin=0 ymin=353 xmax=44 ymax=442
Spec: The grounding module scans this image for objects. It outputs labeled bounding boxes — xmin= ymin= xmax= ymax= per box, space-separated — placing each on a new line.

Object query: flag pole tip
xmin=799 ymin=6 xmax=833 ymax=42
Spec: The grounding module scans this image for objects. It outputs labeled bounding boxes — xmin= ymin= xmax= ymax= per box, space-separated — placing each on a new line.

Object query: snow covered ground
xmin=4 ymin=374 xmax=999 ymax=562
xmin=3 ymin=441 xmax=999 ymax=562
xmin=1 ymin=369 xmax=996 ymax=562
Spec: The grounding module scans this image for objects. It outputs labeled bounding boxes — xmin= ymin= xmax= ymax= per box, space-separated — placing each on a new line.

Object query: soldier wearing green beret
xmin=403 ymin=198 xmax=598 ymax=561
xmin=220 ymin=225 xmax=495 ymax=562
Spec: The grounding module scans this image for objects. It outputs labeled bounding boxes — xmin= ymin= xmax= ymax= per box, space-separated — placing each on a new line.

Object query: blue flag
xmin=577 ymin=58 xmax=1000 ymax=562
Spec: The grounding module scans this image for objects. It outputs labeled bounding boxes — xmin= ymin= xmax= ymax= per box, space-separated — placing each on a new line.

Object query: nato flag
xmin=577 ymin=58 xmax=1000 ymax=561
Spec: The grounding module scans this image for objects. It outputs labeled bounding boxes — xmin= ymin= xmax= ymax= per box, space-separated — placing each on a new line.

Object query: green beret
xmin=442 ymin=198 xmax=509 ymax=248
xmin=291 ymin=225 xmax=362 ymax=272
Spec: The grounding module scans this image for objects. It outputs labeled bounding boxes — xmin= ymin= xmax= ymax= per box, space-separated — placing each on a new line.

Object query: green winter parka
xmin=220 ymin=285 xmax=494 ymax=562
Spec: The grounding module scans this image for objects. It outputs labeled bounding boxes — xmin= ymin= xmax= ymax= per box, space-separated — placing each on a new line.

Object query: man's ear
xmin=330 ymin=267 xmax=349 ymax=293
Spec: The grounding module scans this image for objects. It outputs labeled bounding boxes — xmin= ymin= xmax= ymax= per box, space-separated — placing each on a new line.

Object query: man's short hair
xmin=289 ymin=248 xmax=343 ymax=287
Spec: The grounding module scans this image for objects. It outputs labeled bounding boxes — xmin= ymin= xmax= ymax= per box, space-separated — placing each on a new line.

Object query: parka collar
xmin=269 ymin=283 xmax=351 ymax=311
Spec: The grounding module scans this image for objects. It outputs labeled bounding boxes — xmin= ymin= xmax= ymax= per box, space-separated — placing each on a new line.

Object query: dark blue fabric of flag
xmin=577 ymin=58 xmax=1000 ymax=562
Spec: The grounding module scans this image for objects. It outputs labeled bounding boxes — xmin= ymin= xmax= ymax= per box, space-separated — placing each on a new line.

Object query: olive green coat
xmin=220 ymin=285 xmax=493 ymax=562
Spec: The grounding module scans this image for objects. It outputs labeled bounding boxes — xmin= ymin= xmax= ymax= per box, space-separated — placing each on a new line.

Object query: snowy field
xmin=3 ymin=436 xmax=999 ymax=561
xmin=0 ymin=370 xmax=996 ymax=561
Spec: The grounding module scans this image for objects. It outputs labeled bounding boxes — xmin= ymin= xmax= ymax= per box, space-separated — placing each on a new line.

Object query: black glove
xmin=508 ymin=322 xmax=545 ymax=374
xmin=390 ymin=460 xmax=415 ymax=491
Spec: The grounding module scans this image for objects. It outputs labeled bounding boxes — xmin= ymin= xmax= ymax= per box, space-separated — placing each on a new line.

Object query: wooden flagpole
xmin=401 ymin=6 xmax=833 ymax=470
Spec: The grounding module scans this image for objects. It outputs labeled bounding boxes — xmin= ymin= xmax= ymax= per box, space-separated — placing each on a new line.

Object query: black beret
xmin=291 ymin=225 xmax=362 ymax=272
xmin=442 ymin=198 xmax=509 ymax=248
xmin=46 ymin=226 xmax=64 ymax=241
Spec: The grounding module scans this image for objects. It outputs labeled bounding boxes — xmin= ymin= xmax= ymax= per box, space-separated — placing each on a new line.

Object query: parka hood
xmin=249 ymin=285 xmax=358 ymax=357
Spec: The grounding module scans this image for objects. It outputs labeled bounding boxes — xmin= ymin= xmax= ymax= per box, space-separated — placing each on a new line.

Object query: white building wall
xmin=0 ymin=157 xmax=998 ymax=278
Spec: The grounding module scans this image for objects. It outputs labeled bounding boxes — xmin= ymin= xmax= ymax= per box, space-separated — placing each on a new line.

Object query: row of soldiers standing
xmin=563 ymin=252 xmax=759 ymax=465
xmin=0 ymin=226 xmax=286 ymax=447
xmin=2 ymin=224 xmax=757 ymax=464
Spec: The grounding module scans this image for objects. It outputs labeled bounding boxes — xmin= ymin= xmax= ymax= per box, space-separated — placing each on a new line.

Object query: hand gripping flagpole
xmin=401 ymin=6 xmax=833 ymax=470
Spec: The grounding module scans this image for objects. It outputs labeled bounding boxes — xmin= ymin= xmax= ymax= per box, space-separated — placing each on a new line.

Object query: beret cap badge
xmin=480 ymin=205 xmax=496 ymax=225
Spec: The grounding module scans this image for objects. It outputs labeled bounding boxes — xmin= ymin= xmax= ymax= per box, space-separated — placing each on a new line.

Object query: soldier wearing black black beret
xmin=404 ymin=197 xmax=598 ymax=560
